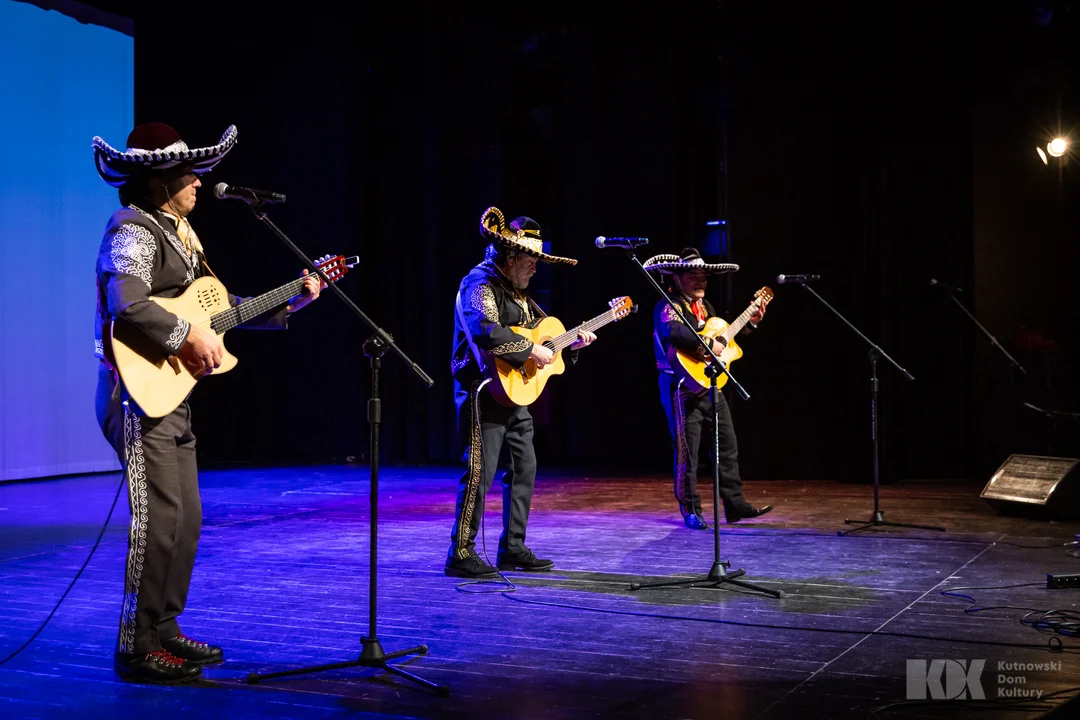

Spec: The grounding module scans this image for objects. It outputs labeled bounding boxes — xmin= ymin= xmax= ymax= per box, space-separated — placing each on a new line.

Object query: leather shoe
xmin=445 ymin=553 xmax=499 ymax=579
xmin=725 ymin=504 xmax=773 ymax=523
xmin=161 ymin=632 xmax=223 ymax=665
xmin=683 ymin=513 xmax=709 ymax=530
xmin=114 ymin=649 xmax=201 ymax=684
xmin=497 ymin=548 xmax=554 ymax=571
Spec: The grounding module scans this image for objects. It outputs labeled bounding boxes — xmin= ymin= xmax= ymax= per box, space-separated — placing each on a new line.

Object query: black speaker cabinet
xmin=980 ymin=454 xmax=1080 ymax=520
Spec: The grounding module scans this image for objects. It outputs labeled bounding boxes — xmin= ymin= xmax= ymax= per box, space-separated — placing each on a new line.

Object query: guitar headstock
xmin=609 ymin=296 xmax=636 ymax=320
xmin=754 ymin=286 xmax=774 ymax=306
xmin=312 ymin=254 xmax=360 ymax=284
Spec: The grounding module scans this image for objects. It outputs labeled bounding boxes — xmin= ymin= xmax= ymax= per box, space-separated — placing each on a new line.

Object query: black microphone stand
xmin=623 ymin=250 xmax=783 ymax=599
xmin=237 ymin=201 xmax=449 ymax=696
xmin=790 ymin=280 xmax=945 ymax=536
xmin=933 ymin=282 xmax=1027 ymax=376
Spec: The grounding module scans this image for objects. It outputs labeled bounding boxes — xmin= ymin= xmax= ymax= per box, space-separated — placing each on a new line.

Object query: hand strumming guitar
xmin=529 ymin=342 xmax=555 ymax=368
xmin=180 ymin=323 xmax=225 ymax=378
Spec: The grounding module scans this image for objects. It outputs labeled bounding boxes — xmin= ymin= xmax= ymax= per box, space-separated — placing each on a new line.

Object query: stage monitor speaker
xmin=980 ymin=454 xmax=1080 ymax=520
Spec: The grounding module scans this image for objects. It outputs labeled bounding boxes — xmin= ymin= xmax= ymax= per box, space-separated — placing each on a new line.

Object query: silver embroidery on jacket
xmin=166 ymin=319 xmax=190 ymax=350
xmin=110 ymin=224 xmax=156 ymax=288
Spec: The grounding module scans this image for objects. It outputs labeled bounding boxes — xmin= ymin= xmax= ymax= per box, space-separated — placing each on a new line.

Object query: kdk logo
xmin=906 ymin=659 xmax=986 ymax=700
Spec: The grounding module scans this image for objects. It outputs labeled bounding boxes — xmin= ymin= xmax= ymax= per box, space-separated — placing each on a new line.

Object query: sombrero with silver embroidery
xmin=92 ymin=122 xmax=238 ymax=188
xmin=643 ymin=247 xmax=739 ymax=275
xmin=479 ymin=206 xmax=577 ymax=266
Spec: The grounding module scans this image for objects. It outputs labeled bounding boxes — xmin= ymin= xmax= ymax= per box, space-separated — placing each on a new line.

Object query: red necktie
xmin=691 ymin=300 xmax=705 ymax=322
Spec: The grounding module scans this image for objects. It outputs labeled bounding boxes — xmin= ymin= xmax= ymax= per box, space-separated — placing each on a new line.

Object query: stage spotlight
xmin=1047 ymin=137 xmax=1068 ymax=157
xmin=1037 ymin=146 xmax=1049 ymax=164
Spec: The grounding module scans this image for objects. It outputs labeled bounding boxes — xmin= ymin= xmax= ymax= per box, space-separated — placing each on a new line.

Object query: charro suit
xmin=447 ymin=259 xmax=578 ymax=562
xmin=94 ymin=203 xmax=287 ymax=655
xmin=653 ymin=294 xmax=755 ymax=520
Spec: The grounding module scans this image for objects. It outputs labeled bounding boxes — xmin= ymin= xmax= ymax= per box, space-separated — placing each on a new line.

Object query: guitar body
xmin=485 ymin=315 xmax=569 ymax=407
xmin=105 ymin=276 xmax=238 ymax=418
xmin=667 ymin=316 xmax=744 ymax=394
xmin=102 ymin=253 xmax=355 ymax=419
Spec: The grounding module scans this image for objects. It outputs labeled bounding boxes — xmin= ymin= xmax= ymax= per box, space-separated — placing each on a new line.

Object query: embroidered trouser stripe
xmin=117 ymin=405 xmax=148 ymax=654
xmin=658 ymin=371 xmax=749 ymax=516
xmin=449 ymin=382 xmax=538 ymax=560
xmin=673 ymin=379 xmax=693 ymax=509
xmin=452 ymin=384 xmax=485 ymax=560
xmin=96 ymin=363 xmax=202 ymax=656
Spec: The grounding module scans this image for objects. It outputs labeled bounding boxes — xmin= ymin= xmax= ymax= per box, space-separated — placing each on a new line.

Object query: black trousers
xmin=658 ymin=372 xmax=748 ymax=516
xmin=448 ymin=380 xmax=537 ymax=561
xmin=95 ymin=363 xmax=201 ymax=655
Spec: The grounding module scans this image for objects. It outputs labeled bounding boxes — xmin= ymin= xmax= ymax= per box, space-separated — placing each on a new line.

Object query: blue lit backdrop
xmin=0 ymin=0 xmax=132 ymax=481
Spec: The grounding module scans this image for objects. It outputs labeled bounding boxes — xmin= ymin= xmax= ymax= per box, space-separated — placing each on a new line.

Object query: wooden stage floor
xmin=1 ymin=467 xmax=1079 ymax=719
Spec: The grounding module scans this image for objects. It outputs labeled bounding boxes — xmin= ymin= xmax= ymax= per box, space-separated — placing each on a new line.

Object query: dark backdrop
xmin=79 ymin=0 xmax=1080 ymax=481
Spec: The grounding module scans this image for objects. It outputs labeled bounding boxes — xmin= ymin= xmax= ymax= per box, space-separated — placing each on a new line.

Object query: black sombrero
xmin=92 ymin=122 xmax=238 ymax=188
xmin=643 ymin=247 xmax=739 ymax=275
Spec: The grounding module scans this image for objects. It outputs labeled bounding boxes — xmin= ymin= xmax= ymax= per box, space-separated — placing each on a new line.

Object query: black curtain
xmin=85 ymin=0 xmax=1077 ymax=480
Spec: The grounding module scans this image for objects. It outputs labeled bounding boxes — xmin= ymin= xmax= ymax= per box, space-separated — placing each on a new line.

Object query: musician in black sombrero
xmin=647 ymin=247 xmax=774 ymax=529
xmin=92 ymin=122 xmax=324 ymax=683
xmin=446 ymin=206 xmax=597 ymax=579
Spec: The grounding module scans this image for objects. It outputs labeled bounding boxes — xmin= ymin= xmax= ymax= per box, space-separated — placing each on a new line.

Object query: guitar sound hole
xmin=542 ymin=341 xmax=556 ymax=352
xmin=198 ymin=290 xmax=220 ymax=311
xmin=714 ymin=337 xmax=728 ymax=348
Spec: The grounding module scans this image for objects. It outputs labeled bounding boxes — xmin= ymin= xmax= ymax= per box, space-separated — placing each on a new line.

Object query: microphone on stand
xmin=214 ymin=182 xmax=287 ymax=205
xmin=776 ymin=274 xmax=820 ymax=285
xmin=595 ymin=236 xmax=649 ymax=249
xmin=929 ymin=278 xmax=962 ymax=294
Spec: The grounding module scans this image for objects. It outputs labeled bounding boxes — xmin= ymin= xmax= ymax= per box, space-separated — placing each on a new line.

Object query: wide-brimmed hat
xmin=479 ymin=206 xmax=577 ymax=266
xmin=643 ymin=247 xmax=739 ymax=275
xmin=92 ymin=122 xmax=238 ymax=188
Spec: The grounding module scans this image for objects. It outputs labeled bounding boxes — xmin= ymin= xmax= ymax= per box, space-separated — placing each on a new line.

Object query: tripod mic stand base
xmin=629 ymin=562 xmax=785 ymax=598
xmin=838 ymin=510 xmax=946 ymax=536
xmin=245 ymin=637 xmax=450 ymax=696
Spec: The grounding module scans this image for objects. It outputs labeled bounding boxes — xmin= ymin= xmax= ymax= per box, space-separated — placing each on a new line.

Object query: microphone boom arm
xmin=939 ymin=286 xmax=1027 ymax=375
xmin=797 ymin=283 xmax=914 ymax=382
xmin=242 ymin=203 xmax=433 ymax=387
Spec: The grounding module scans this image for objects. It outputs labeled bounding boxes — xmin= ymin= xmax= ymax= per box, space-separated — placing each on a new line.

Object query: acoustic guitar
xmin=104 ymin=254 xmax=357 ymax=418
xmin=666 ymin=287 xmax=773 ymax=394
xmin=485 ymin=296 xmax=636 ymax=407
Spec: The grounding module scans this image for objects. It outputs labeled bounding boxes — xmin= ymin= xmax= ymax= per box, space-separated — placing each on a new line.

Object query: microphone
xmin=595 ymin=236 xmax=649 ymax=249
xmin=776 ymin=273 xmax=820 ymax=284
xmin=213 ymin=182 xmax=286 ymax=205
xmin=930 ymin=278 xmax=962 ymax=294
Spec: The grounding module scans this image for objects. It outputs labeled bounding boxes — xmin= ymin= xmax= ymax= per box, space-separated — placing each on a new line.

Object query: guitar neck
xmin=210 ymin=277 xmax=306 ymax=333
xmin=548 ymin=307 xmax=621 ymax=352
xmin=723 ymin=300 xmax=761 ymax=340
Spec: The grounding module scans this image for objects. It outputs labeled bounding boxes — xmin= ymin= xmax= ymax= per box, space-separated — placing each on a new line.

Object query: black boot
xmin=445 ymin=552 xmax=499 ymax=579
xmin=680 ymin=502 xmax=709 ymax=530
xmin=497 ymin=547 xmax=554 ymax=571
xmin=161 ymin=633 xmax=224 ymax=665
xmin=725 ymin=504 xmax=773 ymax=523
xmin=114 ymin=649 xmax=202 ymax=684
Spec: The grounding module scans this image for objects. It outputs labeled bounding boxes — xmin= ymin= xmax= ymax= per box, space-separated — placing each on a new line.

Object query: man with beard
xmin=446 ymin=207 xmax=596 ymax=579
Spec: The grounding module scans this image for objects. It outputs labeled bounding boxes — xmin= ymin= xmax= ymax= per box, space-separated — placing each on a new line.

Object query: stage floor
xmin=1 ymin=467 xmax=1079 ymax=719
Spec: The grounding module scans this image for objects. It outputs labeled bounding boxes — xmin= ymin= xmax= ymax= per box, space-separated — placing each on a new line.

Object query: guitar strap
xmin=455 ymin=290 xmax=487 ymax=373
xmin=527 ymin=296 xmax=547 ymax=322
